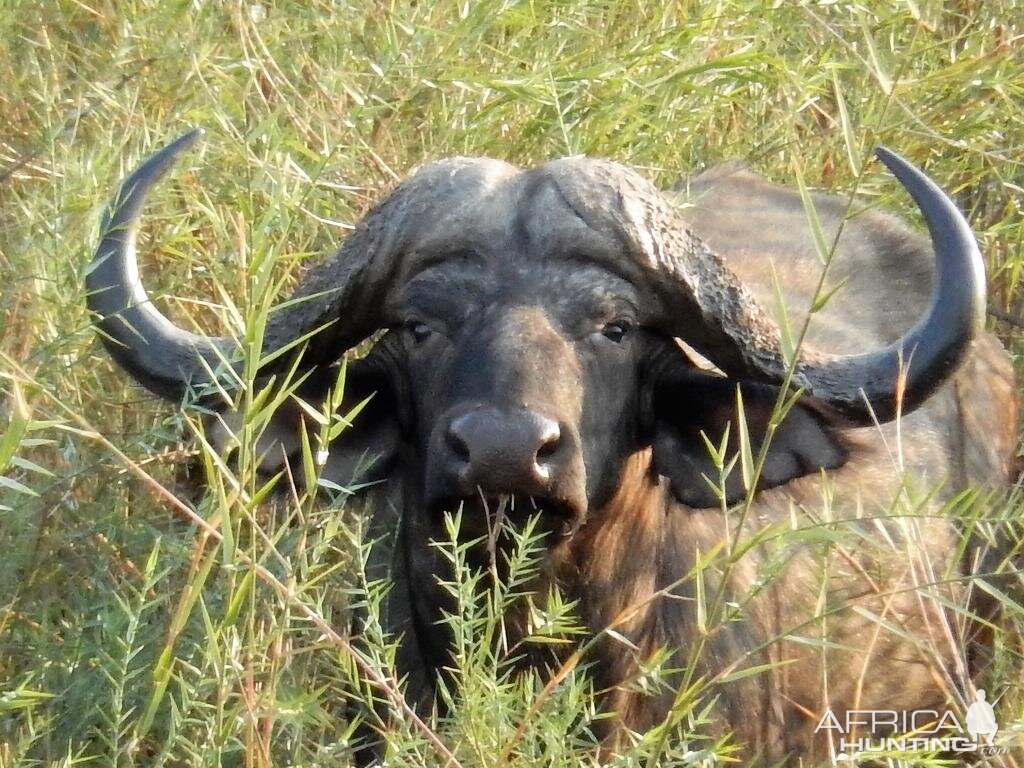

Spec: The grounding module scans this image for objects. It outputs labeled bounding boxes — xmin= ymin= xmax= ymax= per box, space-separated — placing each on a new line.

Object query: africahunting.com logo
xmin=814 ymin=688 xmax=1011 ymax=757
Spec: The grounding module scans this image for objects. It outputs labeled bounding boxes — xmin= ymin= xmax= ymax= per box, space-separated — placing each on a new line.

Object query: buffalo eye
xmin=404 ymin=319 xmax=433 ymax=344
xmin=601 ymin=320 xmax=632 ymax=343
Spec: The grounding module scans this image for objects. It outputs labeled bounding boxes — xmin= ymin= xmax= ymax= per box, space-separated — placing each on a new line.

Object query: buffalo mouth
xmin=428 ymin=492 xmax=585 ymax=541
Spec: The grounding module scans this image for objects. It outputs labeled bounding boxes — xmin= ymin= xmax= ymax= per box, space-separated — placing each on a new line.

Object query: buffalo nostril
xmin=535 ymin=424 xmax=561 ymax=461
xmin=533 ymin=421 xmax=562 ymax=479
xmin=446 ymin=427 xmax=471 ymax=464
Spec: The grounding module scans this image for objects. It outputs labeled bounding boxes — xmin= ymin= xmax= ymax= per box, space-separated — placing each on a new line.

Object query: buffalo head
xmin=88 ymin=131 xmax=983 ymax=529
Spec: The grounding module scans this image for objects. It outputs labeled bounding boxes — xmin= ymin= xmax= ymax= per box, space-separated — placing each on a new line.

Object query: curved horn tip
xmin=872 ymin=146 xmax=944 ymax=198
xmin=99 ymin=128 xmax=206 ymax=233
xmin=135 ymin=127 xmax=205 ymax=180
xmin=873 ymin=145 xmax=899 ymax=165
xmin=168 ymin=126 xmax=205 ymax=148
xmin=868 ymin=146 xmax=925 ymax=190
xmin=873 ymin=146 xmax=920 ymax=183
xmin=873 ymin=142 xmax=985 ymax=291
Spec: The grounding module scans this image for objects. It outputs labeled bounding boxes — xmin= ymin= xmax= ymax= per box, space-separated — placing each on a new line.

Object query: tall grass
xmin=1 ymin=1 xmax=1022 ymax=766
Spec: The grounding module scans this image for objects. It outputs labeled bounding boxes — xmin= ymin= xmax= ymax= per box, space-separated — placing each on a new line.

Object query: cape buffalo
xmin=87 ymin=130 xmax=1018 ymax=762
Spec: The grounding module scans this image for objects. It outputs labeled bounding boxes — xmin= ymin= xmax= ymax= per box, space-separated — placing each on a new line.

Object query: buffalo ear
xmin=206 ymin=358 xmax=400 ymax=492
xmin=648 ymin=367 xmax=847 ymax=508
xmin=315 ymin=360 xmax=402 ymax=491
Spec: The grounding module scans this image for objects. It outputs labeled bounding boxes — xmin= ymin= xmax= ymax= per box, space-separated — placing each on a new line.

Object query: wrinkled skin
xmin=89 ymin=146 xmax=1018 ymax=763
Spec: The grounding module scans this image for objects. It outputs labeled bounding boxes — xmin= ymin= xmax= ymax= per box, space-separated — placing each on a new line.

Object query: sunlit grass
xmin=1 ymin=1 xmax=1022 ymax=766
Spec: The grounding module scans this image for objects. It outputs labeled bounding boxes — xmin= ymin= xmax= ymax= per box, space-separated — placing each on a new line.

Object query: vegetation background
xmin=1 ymin=1 xmax=1021 ymax=766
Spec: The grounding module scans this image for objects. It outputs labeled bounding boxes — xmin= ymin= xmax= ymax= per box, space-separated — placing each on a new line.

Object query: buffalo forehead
xmin=399 ymin=259 xmax=640 ymax=337
xmin=401 ymin=157 xmax=636 ymax=268
xmin=395 ymin=156 xmax=521 ymax=259
xmin=515 ymin=163 xmax=633 ymax=268
xmin=393 ymin=157 xmax=655 ymax=323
